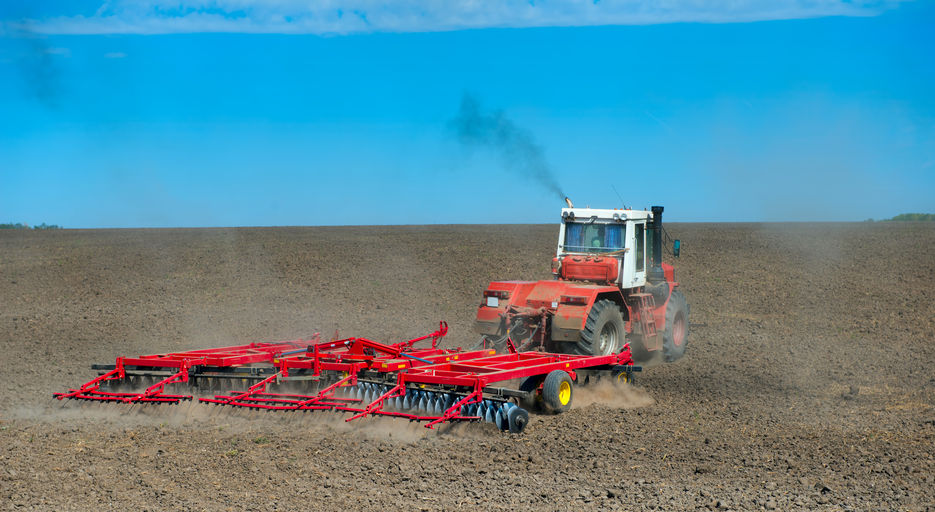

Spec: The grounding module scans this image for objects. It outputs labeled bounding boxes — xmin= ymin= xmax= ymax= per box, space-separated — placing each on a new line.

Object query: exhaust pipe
xmin=564 ymin=197 xmax=574 ymax=208
xmin=648 ymin=205 xmax=665 ymax=283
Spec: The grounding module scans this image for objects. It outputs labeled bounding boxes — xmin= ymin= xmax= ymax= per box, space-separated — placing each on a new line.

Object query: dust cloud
xmin=573 ymin=381 xmax=655 ymax=410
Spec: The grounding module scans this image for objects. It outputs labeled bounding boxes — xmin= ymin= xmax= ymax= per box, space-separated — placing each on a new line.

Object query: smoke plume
xmin=450 ymin=93 xmax=565 ymax=199
xmin=10 ymin=22 xmax=65 ymax=109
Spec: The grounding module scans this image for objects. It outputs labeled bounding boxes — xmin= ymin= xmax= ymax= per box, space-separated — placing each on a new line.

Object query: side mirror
xmin=673 ymin=239 xmax=681 ymax=258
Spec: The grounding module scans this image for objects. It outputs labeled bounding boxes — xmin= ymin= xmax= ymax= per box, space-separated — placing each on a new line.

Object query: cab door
xmin=620 ymin=221 xmax=647 ymax=288
xmin=631 ymin=222 xmax=647 ymax=287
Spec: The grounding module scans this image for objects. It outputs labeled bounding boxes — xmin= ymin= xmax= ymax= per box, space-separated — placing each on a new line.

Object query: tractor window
xmin=563 ymin=222 xmax=624 ymax=254
xmin=635 ymin=223 xmax=645 ymax=271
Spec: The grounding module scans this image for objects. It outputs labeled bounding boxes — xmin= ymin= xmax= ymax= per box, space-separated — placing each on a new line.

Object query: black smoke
xmin=17 ymin=34 xmax=63 ymax=109
xmin=7 ymin=10 xmax=64 ymax=109
xmin=450 ymin=93 xmax=565 ymax=200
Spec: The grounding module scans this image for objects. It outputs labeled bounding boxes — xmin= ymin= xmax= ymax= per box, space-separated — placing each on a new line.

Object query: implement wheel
xmin=662 ymin=289 xmax=690 ymax=362
xmin=542 ymin=370 xmax=573 ymax=414
xmin=519 ymin=375 xmax=543 ymax=411
xmin=610 ymin=365 xmax=634 ymax=385
xmin=573 ymin=299 xmax=625 ymax=356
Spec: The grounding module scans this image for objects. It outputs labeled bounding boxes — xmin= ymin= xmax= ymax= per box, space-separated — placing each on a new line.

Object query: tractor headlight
xmin=482 ymin=290 xmax=510 ymax=307
xmin=559 ymin=295 xmax=588 ymax=306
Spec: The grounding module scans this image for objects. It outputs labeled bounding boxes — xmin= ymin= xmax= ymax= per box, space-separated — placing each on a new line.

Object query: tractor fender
xmin=474 ymin=280 xmax=628 ymax=341
xmin=650 ymin=281 xmax=679 ymax=331
xmin=550 ymin=288 xmax=626 ymax=342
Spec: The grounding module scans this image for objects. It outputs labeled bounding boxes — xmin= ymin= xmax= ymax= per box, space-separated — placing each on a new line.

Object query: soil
xmin=1 ymin=222 xmax=933 ymax=511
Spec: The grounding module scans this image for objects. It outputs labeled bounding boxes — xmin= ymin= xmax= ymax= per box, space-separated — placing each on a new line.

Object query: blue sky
xmin=0 ymin=1 xmax=933 ymax=227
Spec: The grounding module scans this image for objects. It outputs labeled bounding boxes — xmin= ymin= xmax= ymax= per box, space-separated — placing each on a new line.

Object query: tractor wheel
xmin=541 ymin=370 xmax=574 ymax=414
xmin=662 ymin=289 xmax=689 ymax=362
xmin=573 ymin=299 xmax=625 ymax=356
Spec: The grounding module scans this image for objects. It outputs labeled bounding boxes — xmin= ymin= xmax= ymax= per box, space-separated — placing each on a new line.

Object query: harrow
xmin=55 ymin=322 xmax=638 ymax=433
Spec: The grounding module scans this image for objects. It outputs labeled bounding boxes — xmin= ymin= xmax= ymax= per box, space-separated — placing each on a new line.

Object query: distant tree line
xmin=0 ymin=222 xmax=63 ymax=230
xmin=865 ymin=213 xmax=935 ymax=222
xmin=885 ymin=213 xmax=935 ymax=222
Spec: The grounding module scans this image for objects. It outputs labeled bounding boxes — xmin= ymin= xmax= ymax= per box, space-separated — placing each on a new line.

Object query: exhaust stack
xmin=564 ymin=197 xmax=574 ymax=208
xmin=648 ymin=205 xmax=665 ymax=283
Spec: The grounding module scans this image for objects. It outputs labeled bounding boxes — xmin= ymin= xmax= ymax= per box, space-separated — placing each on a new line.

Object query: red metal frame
xmin=56 ymin=322 xmax=635 ymax=430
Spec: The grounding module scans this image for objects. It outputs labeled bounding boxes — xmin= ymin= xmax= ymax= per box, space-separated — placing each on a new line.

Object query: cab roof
xmin=560 ymin=207 xmax=652 ymax=221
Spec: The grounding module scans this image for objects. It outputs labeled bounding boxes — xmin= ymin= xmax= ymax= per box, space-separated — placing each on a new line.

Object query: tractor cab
xmin=554 ymin=208 xmax=652 ymax=289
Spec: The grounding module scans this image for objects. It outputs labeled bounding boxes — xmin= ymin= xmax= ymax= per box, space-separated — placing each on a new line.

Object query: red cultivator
xmin=55 ymin=323 xmax=638 ymax=433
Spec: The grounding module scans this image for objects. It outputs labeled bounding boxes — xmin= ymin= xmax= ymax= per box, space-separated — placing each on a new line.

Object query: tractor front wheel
xmin=573 ymin=299 xmax=625 ymax=356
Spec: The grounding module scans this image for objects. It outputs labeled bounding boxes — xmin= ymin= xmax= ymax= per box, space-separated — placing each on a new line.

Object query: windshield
xmin=562 ymin=221 xmax=624 ymax=254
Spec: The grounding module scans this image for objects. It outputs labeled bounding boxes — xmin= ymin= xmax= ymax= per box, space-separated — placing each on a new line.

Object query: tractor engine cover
xmin=560 ymin=255 xmax=619 ymax=283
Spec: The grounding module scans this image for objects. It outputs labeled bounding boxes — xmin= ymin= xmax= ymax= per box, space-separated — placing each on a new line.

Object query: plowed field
xmin=1 ymin=223 xmax=933 ymax=511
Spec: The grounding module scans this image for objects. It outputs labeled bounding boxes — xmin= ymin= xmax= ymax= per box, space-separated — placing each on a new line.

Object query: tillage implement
xmin=55 ymin=322 xmax=638 ymax=434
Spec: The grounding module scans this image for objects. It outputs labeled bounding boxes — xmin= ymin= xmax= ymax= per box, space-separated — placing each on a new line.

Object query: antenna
xmin=610 ymin=185 xmax=628 ymax=209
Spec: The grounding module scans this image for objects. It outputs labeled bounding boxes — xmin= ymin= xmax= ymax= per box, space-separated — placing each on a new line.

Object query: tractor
xmin=474 ymin=200 xmax=689 ymax=364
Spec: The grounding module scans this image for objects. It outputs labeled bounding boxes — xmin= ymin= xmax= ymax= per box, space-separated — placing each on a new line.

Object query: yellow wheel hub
xmin=558 ymin=381 xmax=571 ymax=405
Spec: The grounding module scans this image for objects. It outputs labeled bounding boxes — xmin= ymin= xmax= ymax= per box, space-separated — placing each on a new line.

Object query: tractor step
xmin=630 ymin=292 xmax=658 ymax=338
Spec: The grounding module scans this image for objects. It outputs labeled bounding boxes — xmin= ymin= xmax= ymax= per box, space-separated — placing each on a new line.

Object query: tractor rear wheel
xmin=662 ymin=289 xmax=689 ymax=362
xmin=573 ymin=299 xmax=625 ymax=356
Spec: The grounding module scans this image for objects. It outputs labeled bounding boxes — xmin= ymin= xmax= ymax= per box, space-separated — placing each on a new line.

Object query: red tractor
xmin=474 ymin=201 xmax=689 ymax=364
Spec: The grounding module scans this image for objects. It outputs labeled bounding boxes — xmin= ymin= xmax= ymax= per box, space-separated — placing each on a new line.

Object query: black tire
xmin=610 ymin=365 xmax=634 ymax=385
xmin=541 ymin=370 xmax=573 ymax=414
xmin=518 ymin=375 xmax=543 ymax=411
xmin=572 ymin=299 xmax=625 ymax=356
xmin=663 ymin=289 xmax=689 ymax=362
